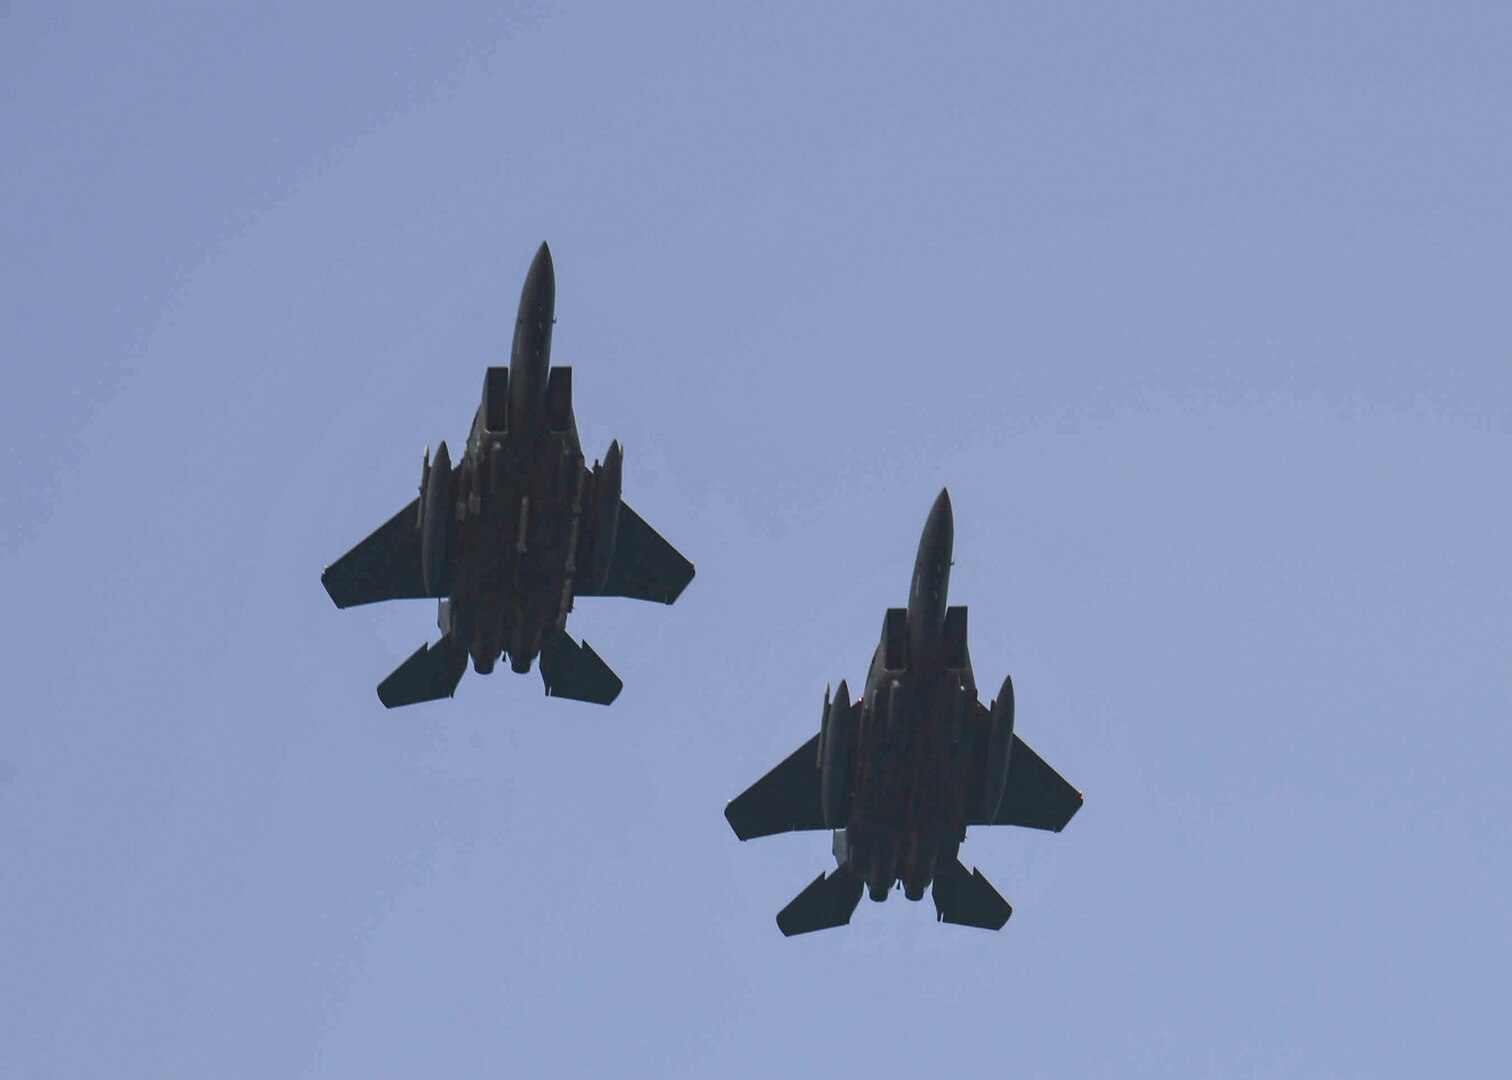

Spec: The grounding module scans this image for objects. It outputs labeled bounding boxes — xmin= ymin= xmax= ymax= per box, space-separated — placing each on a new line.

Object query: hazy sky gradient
xmin=4 ymin=4 xmax=1509 ymax=1077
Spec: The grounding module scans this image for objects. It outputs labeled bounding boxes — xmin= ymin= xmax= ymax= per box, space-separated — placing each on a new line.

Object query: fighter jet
xmin=321 ymin=243 xmax=694 ymax=708
xmin=725 ymin=490 xmax=1080 ymax=935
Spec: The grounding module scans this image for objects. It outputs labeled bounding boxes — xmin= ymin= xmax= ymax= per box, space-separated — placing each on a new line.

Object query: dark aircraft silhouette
xmin=725 ymin=490 xmax=1081 ymax=935
xmin=322 ymin=243 xmax=694 ymax=708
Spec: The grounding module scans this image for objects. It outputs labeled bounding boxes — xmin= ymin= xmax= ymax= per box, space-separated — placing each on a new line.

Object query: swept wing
xmin=577 ymin=501 xmax=694 ymax=604
xmin=725 ymin=734 xmax=825 ymax=840
xmin=322 ymin=498 xmax=427 ymax=609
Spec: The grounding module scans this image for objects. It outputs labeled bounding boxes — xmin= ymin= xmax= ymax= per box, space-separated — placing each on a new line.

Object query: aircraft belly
xmin=326 ymin=243 xmax=687 ymax=710
xmin=845 ymin=666 xmax=976 ymax=904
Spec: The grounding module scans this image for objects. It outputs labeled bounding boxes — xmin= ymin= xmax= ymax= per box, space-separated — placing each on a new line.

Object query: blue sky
xmin=3 ymin=3 xmax=1509 ymax=1077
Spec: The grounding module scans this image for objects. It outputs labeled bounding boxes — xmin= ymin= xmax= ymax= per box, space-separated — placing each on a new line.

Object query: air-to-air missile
xmin=322 ymin=243 xmax=694 ymax=708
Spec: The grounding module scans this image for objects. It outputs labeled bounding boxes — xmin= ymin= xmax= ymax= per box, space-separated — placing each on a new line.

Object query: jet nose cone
xmin=929 ymin=487 xmax=953 ymax=530
xmin=520 ymin=241 xmax=556 ymax=313
xmin=919 ymin=488 xmax=955 ymax=565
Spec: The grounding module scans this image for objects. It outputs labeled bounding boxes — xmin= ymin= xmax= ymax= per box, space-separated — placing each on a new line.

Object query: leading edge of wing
xmin=990 ymin=734 xmax=1084 ymax=832
xmin=580 ymin=501 xmax=695 ymax=604
xmin=725 ymin=734 xmax=826 ymax=841
xmin=321 ymin=497 xmax=428 ymax=609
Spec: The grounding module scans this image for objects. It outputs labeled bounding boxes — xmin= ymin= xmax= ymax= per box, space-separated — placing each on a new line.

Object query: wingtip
xmin=723 ymin=800 xmax=753 ymax=841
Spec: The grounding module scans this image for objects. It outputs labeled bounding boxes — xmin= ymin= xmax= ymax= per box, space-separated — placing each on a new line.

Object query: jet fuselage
xmin=321 ymin=242 xmax=694 ymax=709
xmin=442 ymin=242 xmax=585 ymax=676
xmin=725 ymin=489 xmax=1079 ymax=934
xmin=841 ymin=489 xmax=979 ymax=902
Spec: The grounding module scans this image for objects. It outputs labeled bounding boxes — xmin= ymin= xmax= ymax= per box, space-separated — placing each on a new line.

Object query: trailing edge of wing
xmin=578 ymin=501 xmax=694 ymax=604
xmin=322 ymin=497 xmax=428 ymax=609
xmin=725 ymin=734 xmax=826 ymax=841
xmin=970 ymin=732 xmax=1084 ymax=832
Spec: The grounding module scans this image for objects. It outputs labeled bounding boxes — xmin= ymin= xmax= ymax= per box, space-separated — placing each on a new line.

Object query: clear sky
xmin=4 ymin=3 xmax=1509 ymax=1077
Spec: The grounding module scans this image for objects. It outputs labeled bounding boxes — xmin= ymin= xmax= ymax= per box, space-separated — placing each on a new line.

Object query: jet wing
xmin=970 ymin=733 xmax=1083 ymax=832
xmin=577 ymin=501 xmax=695 ymax=604
xmin=321 ymin=498 xmax=428 ymax=609
xmin=725 ymin=734 xmax=826 ymax=840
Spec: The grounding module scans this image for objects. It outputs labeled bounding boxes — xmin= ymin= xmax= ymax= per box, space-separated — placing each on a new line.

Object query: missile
xmin=982 ymin=673 xmax=1016 ymax=821
xmin=821 ymin=679 xmax=854 ymax=829
xmin=588 ymin=440 xmax=623 ymax=591
xmin=416 ymin=445 xmax=431 ymax=529
xmin=421 ymin=440 xmax=453 ymax=597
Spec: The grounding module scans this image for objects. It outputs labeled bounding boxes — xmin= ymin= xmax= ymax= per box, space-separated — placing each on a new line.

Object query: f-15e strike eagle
xmin=725 ymin=490 xmax=1080 ymax=935
xmin=322 ymin=243 xmax=694 ymax=708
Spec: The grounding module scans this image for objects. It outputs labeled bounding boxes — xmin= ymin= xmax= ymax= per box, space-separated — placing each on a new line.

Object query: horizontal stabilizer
xmin=377 ymin=635 xmax=467 ymax=709
xmin=323 ymin=497 xmax=428 ymax=608
xmin=776 ymin=869 xmax=864 ymax=937
xmin=539 ymin=629 xmax=623 ymax=705
xmin=932 ymin=859 xmax=1012 ymax=930
xmin=725 ymin=734 xmax=825 ymax=840
xmin=576 ymin=501 xmax=694 ymax=604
